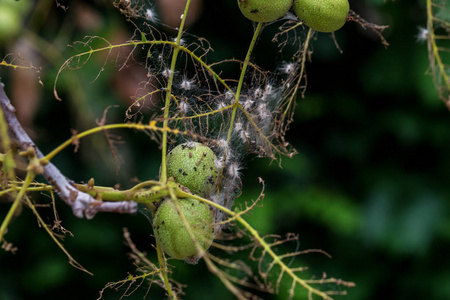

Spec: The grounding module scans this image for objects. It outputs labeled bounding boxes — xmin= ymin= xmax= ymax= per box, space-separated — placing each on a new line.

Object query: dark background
xmin=1 ymin=0 xmax=450 ymax=299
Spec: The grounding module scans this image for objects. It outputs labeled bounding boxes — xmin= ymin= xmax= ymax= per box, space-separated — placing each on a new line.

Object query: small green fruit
xmin=0 ymin=0 xmax=32 ymax=42
xmin=238 ymin=0 xmax=293 ymax=23
xmin=153 ymin=198 xmax=214 ymax=260
xmin=166 ymin=142 xmax=218 ymax=197
xmin=0 ymin=5 xmax=21 ymax=42
xmin=293 ymin=0 xmax=349 ymax=33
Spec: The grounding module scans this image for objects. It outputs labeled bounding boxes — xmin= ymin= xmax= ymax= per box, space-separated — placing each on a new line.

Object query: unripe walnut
xmin=0 ymin=6 xmax=21 ymax=42
xmin=166 ymin=142 xmax=218 ymax=197
xmin=238 ymin=0 xmax=293 ymax=23
xmin=293 ymin=0 xmax=349 ymax=33
xmin=153 ymin=198 xmax=214 ymax=260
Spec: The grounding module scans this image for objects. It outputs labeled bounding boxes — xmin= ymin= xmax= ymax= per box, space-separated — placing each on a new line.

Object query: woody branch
xmin=0 ymin=81 xmax=137 ymax=219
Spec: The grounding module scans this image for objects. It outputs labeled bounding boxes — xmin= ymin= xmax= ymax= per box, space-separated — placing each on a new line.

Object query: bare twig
xmin=0 ymin=81 xmax=137 ymax=219
xmin=348 ymin=10 xmax=389 ymax=47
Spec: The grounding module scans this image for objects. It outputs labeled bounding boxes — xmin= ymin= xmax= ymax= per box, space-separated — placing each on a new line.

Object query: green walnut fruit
xmin=238 ymin=0 xmax=293 ymax=23
xmin=153 ymin=198 xmax=214 ymax=260
xmin=166 ymin=142 xmax=218 ymax=197
xmin=0 ymin=0 xmax=32 ymax=42
xmin=0 ymin=5 xmax=21 ymax=42
xmin=294 ymin=0 xmax=349 ymax=33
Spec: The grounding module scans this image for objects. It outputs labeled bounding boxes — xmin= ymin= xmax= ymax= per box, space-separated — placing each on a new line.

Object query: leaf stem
xmin=156 ymin=238 xmax=176 ymax=298
xmin=176 ymin=189 xmax=340 ymax=300
xmin=157 ymin=2 xmax=193 ymax=298
xmin=0 ymin=109 xmax=15 ymax=183
xmin=426 ymin=0 xmax=450 ymax=106
xmin=0 ymin=170 xmax=35 ymax=243
xmin=160 ymin=0 xmax=193 ymax=184
xmin=283 ymin=27 xmax=313 ymax=116
xmin=40 ymin=121 xmax=188 ymax=163
xmin=24 ymin=193 xmax=92 ymax=274
xmin=227 ymin=22 xmax=264 ymax=142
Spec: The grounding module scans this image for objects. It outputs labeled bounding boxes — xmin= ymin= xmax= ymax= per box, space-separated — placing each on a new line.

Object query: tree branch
xmin=0 ymin=81 xmax=137 ymax=219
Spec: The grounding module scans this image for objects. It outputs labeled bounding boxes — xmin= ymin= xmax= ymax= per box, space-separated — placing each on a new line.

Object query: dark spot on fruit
xmin=210 ymin=166 xmax=213 ymax=170
xmin=162 ymin=220 xmax=165 ymax=225
xmin=183 ymin=171 xmax=188 ymax=176
xmin=157 ymin=225 xmax=160 ymax=229
xmin=189 ymin=152 xmax=192 ymax=158
xmin=178 ymin=168 xmax=182 ymax=173
xmin=208 ymin=176 xmax=214 ymax=185
xmin=251 ymin=9 xmax=259 ymax=13
xmin=194 ymin=167 xmax=197 ymax=172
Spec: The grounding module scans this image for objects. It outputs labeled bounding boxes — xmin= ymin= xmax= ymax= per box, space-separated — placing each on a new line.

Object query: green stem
xmin=283 ymin=27 xmax=312 ymax=116
xmin=226 ymin=22 xmax=263 ymax=142
xmin=40 ymin=121 xmax=189 ymax=164
xmin=24 ymin=193 xmax=92 ymax=274
xmin=54 ymin=40 xmax=233 ymax=102
xmin=42 ymin=123 xmax=135 ymax=162
xmin=426 ymin=0 xmax=450 ymax=98
xmin=0 ymin=185 xmax=53 ymax=196
xmin=175 ymin=189 xmax=339 ymax=300
xmin=0 ymin=100 xmax=16 ymax=183
xmin=156 ymin=241 xmax=176 ymax=298
xmin=73 ymin=182 xmax=170 ymax=205
xmin=157 ymin=3 xmax=192 ymax=298
xmin=160 ymin=0 xmax=193 ymax=184
xmin=0 ymin=171 xmax=35 ymax=243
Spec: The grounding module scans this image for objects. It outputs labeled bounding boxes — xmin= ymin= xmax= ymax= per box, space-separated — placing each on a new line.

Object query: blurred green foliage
xmin=1 ymin=0 xmax=450 ymax=299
